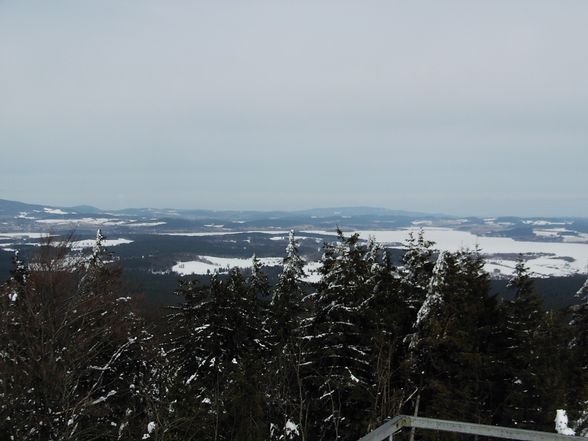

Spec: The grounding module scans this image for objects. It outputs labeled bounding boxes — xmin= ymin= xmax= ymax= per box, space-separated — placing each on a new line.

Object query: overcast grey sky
xmin=1 ymin=1 xmax=587 ymax=216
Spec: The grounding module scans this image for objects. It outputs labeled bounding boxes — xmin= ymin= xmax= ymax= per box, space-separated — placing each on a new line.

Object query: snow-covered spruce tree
xmin=495 ymin=257 xmax=546 ymax=429
xmin=267 ymin=231 xmax=308 ymax=441
xmin=400 ymin=230 xmax=435 ymax=318
xmin=270 ymin=230 xmax=306 ymax=345
xmin=578 ymin=278 xmax=588 ymax=300
xmin=165 ymin=275 xmax=231 ymax=440
xmin=407 ymin=249 xmax=498 ymax=426
xmin=567 ymin=276 xmax=588 ymax=434
xmin=362 ymin=241 xmax=408 ymax=429
xmin=407 ymin=250 xmax=454 ymax=424
xmin=531 ymin=308 xmax=575 ymax=432
xmin=168 ymin=267 xmax=268 ymax=440
xmin=302 ymin=229 xmax=373 ymax=441
xmin=250 ymin=254 xmax=271 ymax=302
xmin=225 ymin=267 xmax=268 ymax=441
xmin=451 ymin=248 xmax=501 ymax=424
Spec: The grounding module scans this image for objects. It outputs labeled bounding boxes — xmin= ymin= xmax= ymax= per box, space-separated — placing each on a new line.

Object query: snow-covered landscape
xmin=164 ymin=227 xmax=588 ymax=278
xmin=3 ymin=205 xmax=588 ymax=281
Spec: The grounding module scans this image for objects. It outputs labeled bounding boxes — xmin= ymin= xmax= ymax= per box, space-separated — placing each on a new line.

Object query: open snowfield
xmin=164 ymin=228 xmax=588 ymax=278
xmin=312 ymin=228 xmax=588 ymax=278
xmin=173 ymin=256 xmax=283 ymax=275
xmin=0 ymin=232 xmax=53 ymax=239
xmin=2 ymin=227 xmax=586 ymax=279
xmin=69 ymin=238 xmax=133 ymax=250
xmin=160 ymin=230 xmax=292 ymax=237
xmin=0 ymin=234 xmax=133 ymax=251
xmin=172 ymin=256 xmax=324 ymax=282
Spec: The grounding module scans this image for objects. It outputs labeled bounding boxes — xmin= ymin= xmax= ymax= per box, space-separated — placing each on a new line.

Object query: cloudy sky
xmin=1 ymin=1 xmax=587 ymax=216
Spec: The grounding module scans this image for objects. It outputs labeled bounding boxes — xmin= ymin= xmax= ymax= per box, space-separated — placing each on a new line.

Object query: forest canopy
xmin=1 ymin=229 xmax=587 ymax=441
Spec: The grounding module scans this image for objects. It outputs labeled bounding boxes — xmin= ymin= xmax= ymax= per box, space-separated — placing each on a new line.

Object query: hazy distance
xmin=1 ymin=1 xmax=587 ymax=217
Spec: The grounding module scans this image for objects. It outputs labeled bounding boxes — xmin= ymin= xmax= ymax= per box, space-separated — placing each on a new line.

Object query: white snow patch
xmin=127 ymin=222 xmax=166 ymax=227
xmin=348 ymin=368 xmax=360 ymax=383
xmin=70 ymin=238 xmax=133 ymax=250
xmin=16 ymin=212 xmax=36 ymax=219
xmin=0 ymin=233 xmax=52 ymax=239
xmin=302 ymin=261 xmax=322 ymax=283
xmin=172 ymin=256 xmax=282 ymax=275
xmin=563 ymin=233 xmax=588 ymax=244
xmin=91 ymin=390 xmax=117 ymax=405
xmin=159 ymin=230 xmax=291 ymax=237
xmin=555 ymin=409 xmax=575 ymax=435
xmin=285 ymin=420 xmax=300 ymax=436
xmin=43 ymin=207 xmax=68 ymax=215
xmin=523 ymin=220 xmax=572 ymax=226
xmin=270 ymin=235 xmax=314 ymax=242
xmin=412 ymin=220 xmax=433 ymax=226
xmin=36 ymin=217 xmax=127 ymax=226
xmin=534 ymin=229 xmax=565 ymax=238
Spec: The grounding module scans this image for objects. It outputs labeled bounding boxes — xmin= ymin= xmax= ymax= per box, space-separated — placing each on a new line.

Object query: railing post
xmin=359 ymin=415 xmax=585 ymax=441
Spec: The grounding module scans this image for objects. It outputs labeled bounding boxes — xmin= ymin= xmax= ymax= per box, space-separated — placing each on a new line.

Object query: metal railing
xmin=358 ymin=415 xmax=583 ymax=441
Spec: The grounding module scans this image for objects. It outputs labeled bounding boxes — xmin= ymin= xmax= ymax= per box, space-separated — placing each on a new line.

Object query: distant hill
xmin=0 ymin=199 xmax=101 ymax=217
xmin=0 ymin=198 xmax=442 ymax=222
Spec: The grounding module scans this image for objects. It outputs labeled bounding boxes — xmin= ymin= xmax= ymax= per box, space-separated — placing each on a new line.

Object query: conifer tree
xmin=271 ymin=231 xmax=306 ymax=344
xmin=568 ymin=276 xmax=588 ymax=434
xmin=407 ymin=251 xmax=454 ymax=422
xmin=303 ymin=229 xmax=373 ymax=440
xmin=165 ymin=276 xmax=221 ymax=439
xmin=226 ymin=267 xmax=268 ymax=440
xmin=408 ymin=249 xmax=497 ymax=426
xmin=400 ymin=230 xmax=436 ymax=320
xmin=363 ymin=242 xmax=408 ymax=428
xmin=496 ymin=258 xmax=545 ymax=429
xmin=250 ymin=254 xmax=271 ymax=301
xmin=268 ymin=231 xmax=308 ymax=441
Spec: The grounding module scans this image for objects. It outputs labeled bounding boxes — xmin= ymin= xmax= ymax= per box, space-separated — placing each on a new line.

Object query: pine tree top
xmin=577 ymin=277 xmax=588 ymax=302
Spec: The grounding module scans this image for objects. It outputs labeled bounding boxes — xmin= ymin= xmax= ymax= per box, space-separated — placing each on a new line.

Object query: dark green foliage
xmin=1 ymin=230 xmax=587 ymax=440
xmin=165 ymin=267 xmax=269 ymax=441
xmin=266 ymin=231 xmax=309 ymax=440
xmin=301 ymin=229 xmax=375 ymax=440
xmin=407 ymin=250 xmax=498 ymax=427
xmin=494 ymin=258 xmax=546 ymax=429
xmin=568 ymin=277 xmax=588 ymax=434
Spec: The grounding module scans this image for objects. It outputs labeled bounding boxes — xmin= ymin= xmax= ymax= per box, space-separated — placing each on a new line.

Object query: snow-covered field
xmin=3 ymin=227 xmax=587 ymax=279
xmin=172 ymin=256 xmax=283 ymax=275
xmin=0 ymin=234 xmax=133 ymax=251
xmin=35 ymin=218 xmax=129 ymax=226
xmin=43 ymin=207 xmax=69 ymax=215
xmin=172 ymin=255 xmax=324 ymax=282
xmin=166 ymin=228 xmax=588 ymax=278
xmin=69 ymin=238 xmax=133 ymax=250
xmin=0 ymin=232 xmax=53 ymax=239
xmin=311 ymin=228 xmax=588 ymax=278
xmin=160 ymin=230 xmax=291 ymax=237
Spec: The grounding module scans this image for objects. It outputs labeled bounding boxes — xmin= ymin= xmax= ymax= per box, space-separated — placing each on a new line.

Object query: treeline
xmin=1 ymin=229 xmax=588 ymax=441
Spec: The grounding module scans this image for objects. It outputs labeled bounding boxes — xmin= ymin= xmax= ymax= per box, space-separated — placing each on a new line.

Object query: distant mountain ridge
xmin=0 ymin=198 xmax=440 ymax=220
